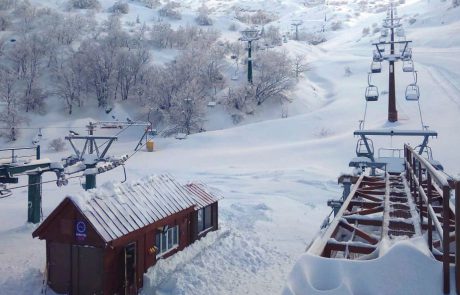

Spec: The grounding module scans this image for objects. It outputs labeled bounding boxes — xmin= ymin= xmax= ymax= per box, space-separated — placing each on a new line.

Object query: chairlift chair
xmin=402 ymin=48 xmax=412 ymax=61
xmin=415 ymin=145 xmax=433 ymax=161
xmin=402 ymin=60 xmax=414 ymax=72
xmin=0 ymin=184 xmax=12 ymax=198
xmin=356 ymin=137 xmax=374 ymax=158
xmin=365 ymin=85 xmax=379 ymax=101
xmin=371 ymin=61 xmax=382 ymax=73
xmin=373 ymin=50 xmax=383 ymax=62
xmin=405 ymin=84 xmax=420 ymax=101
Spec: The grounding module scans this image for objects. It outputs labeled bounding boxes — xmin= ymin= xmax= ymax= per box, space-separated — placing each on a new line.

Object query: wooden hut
xmin=33 ymin=174 xmax=220 ymax=295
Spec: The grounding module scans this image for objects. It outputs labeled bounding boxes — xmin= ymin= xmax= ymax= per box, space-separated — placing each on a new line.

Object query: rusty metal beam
xmin=344 ymin=205 xmax=384 ymax=216
xmin=339 ymin=220 xmax=379 ymax=245
xmin=357 ymin=192 xmax=383 ymax=202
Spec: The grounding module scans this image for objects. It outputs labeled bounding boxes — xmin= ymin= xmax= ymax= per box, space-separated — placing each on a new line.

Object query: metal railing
xmin=404 ymin=144 xmax=457 ymax=294
xmin=0 ymin=146 xmax=40 ymax=162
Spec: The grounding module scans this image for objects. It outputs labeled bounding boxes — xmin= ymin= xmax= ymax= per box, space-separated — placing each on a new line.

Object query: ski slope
xmin=0 ymin=0 xmax=459 ymax=294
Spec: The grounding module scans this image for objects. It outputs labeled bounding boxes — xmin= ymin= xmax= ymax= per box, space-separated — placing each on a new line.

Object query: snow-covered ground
xmin=0 ymin=0 xmax=459 ymax=294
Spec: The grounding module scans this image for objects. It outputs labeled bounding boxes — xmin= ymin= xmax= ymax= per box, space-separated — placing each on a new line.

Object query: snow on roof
xmin=69 ymin=174 xmax=220 ymax=242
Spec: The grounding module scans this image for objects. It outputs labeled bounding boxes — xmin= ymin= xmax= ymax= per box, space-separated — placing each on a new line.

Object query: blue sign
xmin=75 ymin=220 xmax=87 ymax=241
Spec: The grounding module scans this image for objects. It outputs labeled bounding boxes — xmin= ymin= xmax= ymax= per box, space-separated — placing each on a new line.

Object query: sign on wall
xmin=75 ymin=220 xmax=87 ymax=241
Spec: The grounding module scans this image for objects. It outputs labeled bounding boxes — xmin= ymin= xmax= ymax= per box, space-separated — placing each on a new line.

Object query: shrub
xmin=70 ymin=0 xmax=100 ymax=9
xmin=330 ymin=20 xmax=343 ymax=31
xmin=110 ymin=2 xmax=129 ymax=14
xmin=228 ymin=23 xmax=238 ymax=31
xmin=362 ymin=27 xmax=370 ymax=36
xmin=48 ymin=138 xmax=66 ymax=152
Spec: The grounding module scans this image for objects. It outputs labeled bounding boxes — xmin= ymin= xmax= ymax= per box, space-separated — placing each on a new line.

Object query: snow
xmin=283 ymin=237 xmax=450 ymax=295
xmin=0 ymin=0 xmax=459 ymax=294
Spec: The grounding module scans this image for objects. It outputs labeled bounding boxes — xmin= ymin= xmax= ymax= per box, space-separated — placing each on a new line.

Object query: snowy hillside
xmin=0 ymin=0 xmax=459 ymax=294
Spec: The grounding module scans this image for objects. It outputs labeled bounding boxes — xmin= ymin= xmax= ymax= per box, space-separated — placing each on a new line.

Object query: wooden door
xmin=71 ymin=245 xmax=103 ymax=295
xmin=48 ymin=242 xmax=71 ymax=294
xmin=124 ymin=242 xmax=137 ymax=295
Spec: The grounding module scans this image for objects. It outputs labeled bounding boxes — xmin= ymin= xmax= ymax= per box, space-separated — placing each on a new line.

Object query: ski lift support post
xmin=94 ymin=120 xmax=151 ymax=152
xmin=240 ymin=28 xmax=260 ymax=84
xmin=65 ymin=135 xmax=118 ymax=190
xmin=0 ymin=146 xmax=65 ymax=224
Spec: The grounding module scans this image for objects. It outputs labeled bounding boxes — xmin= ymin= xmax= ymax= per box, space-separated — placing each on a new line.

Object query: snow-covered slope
xmin=0 ymin=0 xmax=459 ymax=294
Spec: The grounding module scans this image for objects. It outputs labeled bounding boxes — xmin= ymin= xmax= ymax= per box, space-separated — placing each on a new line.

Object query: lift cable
xmin=1 ymin=137 xmax=150 ymax=195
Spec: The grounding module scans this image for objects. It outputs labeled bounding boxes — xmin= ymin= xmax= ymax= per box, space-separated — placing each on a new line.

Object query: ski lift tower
xmin=65 ymin=122 xmax=122 ymax=190
xmin=240 ymin=28 xmax=260 ymax=84
xmin=291 ymin=20 xmax=303 ymax=40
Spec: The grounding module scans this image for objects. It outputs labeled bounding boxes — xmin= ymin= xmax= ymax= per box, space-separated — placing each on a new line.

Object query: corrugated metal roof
xmin=70 ymin=174 xmax=219 ymax=243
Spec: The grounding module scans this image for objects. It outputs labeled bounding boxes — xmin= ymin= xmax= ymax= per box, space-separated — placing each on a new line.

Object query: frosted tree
xmin=55 ymin=52 xmax=86 ymax=114
xmin=253 ymin=50 xmax=294 ymax=105
xmin=169 ymin=81 xmax=206 ymax=135
xmin=115 ymin=46 xmax=150 ymax=101
xmin=0 ymin=67 xmax=23 ymax=141
xmin=292 ymin=54 xmax=309 ymax=80
xmin=195 ymin=4 xmax=212 ymax=26
xmin=150 ymin=22 xmax=173 ymax=48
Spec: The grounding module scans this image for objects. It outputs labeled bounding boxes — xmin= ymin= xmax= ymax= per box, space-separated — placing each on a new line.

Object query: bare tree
xmin=253 ymin=50 xmax=293 ymax=105
xmin=225 ymin=85 xmax=254 ymax=112
xmin=115 ymin=46 xmax=150 ymax=101
xmin=169 ymin=80 xmax=206 ymax=135
xmin=195 ymin=4 xmax=212 ymax=26
xmin=0 ymin=66 xmax=23 ymax=141
xmin=55 ymin=52 xmax=86 ymax=114
xmin=292 ymin=54 xmax=309 ymax=79
xmin=150 ymin=22 xmax=173 ymax=48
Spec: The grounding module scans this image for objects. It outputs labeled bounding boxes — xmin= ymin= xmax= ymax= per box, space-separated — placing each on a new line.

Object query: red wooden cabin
xmin=33 ymin=174 xmax=220 ymax=295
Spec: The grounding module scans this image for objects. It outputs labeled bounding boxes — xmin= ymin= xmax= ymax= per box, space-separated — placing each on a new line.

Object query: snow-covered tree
xmin=292 ymin=54 xmax=309 ymax=79
xmin=115 ymin=46 xmax=150 ymax=101
xmin=253 ymin=50 xmax=294 ymax=105
xmin=0 ymin=66 xmax=23 ymax=141
xmin=169 ymin=81 xmax=206 ymax=135
xmin=195 ymin=4 xmax=212 ymax=26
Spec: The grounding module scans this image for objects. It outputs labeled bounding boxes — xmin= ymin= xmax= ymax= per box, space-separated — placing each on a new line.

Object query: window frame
xmin=197 ymin=205 xmax=213 ymax=234
xmin=155 ymin=225 xmax=179 ymax=258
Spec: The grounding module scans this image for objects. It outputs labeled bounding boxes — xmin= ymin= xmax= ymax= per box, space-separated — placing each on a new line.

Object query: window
xmin=155 ymin=225 xmax=179 ymax=257
xmin=197 ymin=205 xmax=213 ymax=234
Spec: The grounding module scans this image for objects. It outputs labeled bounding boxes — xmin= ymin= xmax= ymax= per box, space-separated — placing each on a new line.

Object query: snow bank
xmin=283 ymin=237 xmax=451 ymax=295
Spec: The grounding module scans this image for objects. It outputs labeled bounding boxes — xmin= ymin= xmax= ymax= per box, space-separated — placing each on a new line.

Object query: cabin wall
xmin=39 ymin=202 xmax=105 ymax=247
xmin=102 ymin=209 xmax=194 ymax=294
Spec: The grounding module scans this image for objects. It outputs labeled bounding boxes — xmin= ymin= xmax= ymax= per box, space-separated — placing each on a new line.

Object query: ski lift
xmin=365 ymin=85 xmax=379 ymax=101
xmin=373 ymin=50 xmax=383 ymax=62
xmin=405 ymin=84 xmax=420 ymax=101
xmin=371 ymin=61 xmax=382 ymax=73
xmin=401 ymin=47 xmax=412 ymax=61
xmin=356 ymin=137 xmax=374 ymax=158
xmin=0 ymin=184 xmax=12 ymax=198
xmin=402 ymin=60 xmax=414 ymax=72
xmin=365 ymin=74 xmax=379 ymax=101
xmin=415 ymin=145 xmax=433 ymax=161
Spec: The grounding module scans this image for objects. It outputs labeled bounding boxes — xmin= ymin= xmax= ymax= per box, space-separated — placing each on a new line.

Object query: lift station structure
xmin=306 ymin=3 xmax=460 ymax=294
